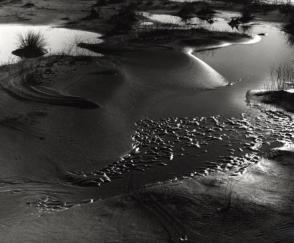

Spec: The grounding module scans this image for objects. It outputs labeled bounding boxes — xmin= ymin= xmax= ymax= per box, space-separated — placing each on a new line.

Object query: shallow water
xmin=88 ymin=22 xmax=294 ymax=193
xmin=42 ymin=21 xmax=294 ymax=198
xmin=193 ymin=23 xmax=294 ymax=114
xmin=119 ymin=23 xmax=292 ymax=119
xmin=140 ymin=11 xmax=241 ymax=32
xmin=0 ymin=18 xmax=293 ymax=234
xmin=0 ymin=24 xmax=102 ymax=64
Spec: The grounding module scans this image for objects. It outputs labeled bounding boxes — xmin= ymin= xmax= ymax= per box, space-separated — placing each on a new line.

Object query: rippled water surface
xmin=58 ymin=22 xmax=294 ymax=196
xmin=0 ymin=18 xmax=293 ymax=233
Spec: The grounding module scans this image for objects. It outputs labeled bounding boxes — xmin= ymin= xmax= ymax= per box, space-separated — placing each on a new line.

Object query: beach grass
xmin=18 ymin=31 xmax=46 ymax=53
xmin=267 ymin=64 xmax=294 ymax=90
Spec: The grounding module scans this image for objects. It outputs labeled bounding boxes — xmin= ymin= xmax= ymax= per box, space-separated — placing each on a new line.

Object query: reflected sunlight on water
xmin=0 ymin=24 xmax=102 ymax=64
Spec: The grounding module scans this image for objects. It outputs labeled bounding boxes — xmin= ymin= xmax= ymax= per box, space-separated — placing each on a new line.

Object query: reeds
xmin=177 ymin=3 xmax=196 ymax=21
xmin=18 ymin=31 xmax=46 ymax=52
xmin=266 ymin=64 xmax=294 ymax=90
xmin=284 ymin=15 xmax=294 ymax=35
xmin=107 ymin=4 xmax=138 ymax=35
xmin=13 ymin=31 xmax=47 ymax=58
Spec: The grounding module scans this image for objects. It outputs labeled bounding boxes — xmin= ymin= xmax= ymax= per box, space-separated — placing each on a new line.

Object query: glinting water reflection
xmin=0 ymin=24 xmax=102 ymax=64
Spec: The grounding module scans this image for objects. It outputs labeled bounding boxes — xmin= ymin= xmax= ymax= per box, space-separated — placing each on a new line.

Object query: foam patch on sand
xmin=64 ymin=106 xmax=294 ymax=190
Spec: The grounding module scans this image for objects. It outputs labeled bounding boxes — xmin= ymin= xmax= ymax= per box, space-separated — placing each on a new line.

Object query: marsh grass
xmin=266 ymin=64 xmax=294 ymax=90
xmin=177 ymin=3 xmax=196 ymax=21
xmin=18 ymin=31 xmax=46 ymax=52
xmin=108 ymin=4 xmax=138 ymax=35
xmin=13 ymin=31 xmax=47 ymax=58
xmin=284 ymin=15 xmax=294 ymax=43
xmin=219 ymin=180 xmax=235 ymax=213
xmin=82 ymin=7 xmax=100 ymax=20
xmin=196 ymin=6 xmax=216 ymax=22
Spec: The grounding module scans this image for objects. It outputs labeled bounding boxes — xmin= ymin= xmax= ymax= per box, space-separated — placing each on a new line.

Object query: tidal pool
xmin=87 ymin=21 xmax=294 ymax=195
xmin=0 ymin=24 xmax=102 ymax=64
xmin=0 ymin=21 xmax=292 ymax=198
xmin=0 ymin=17 xmax=293 ymax=231
xmin=140 ymin=11 xmax=241 ymax=32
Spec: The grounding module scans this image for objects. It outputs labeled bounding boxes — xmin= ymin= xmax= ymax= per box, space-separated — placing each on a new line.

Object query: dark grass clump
xmin=94 ymin=0 xmax=107 ymax=7
xmin=12 ymin=31 xmax=47 ymax=58
xmin=196 ymin=5 xmax=216 ymax=22
xmin=177 ymin=2 xmax=216 ymax=23
xmin=107 ymin=4 xmax=138 ymax=35
xmin=177 ymin=3 xmax=196 ymax=21
xmin=22 ymin=2 xmax=35 ymax=8
xmin=283 ymin=13 xmax=294 ymax=46
xmin=267 ymin=64 xmax=294 ymax=91
xmin=228 ymin=6 xmax=254 ymax=30
xmin=134 ymin=27 xmax=249 ymax=46
xmin=284 ymin=15 xmax=294 ymax=35
xmin=82 ymin=7 xmax=100 ymax=20
xmin=240 ymin=7 xmax=254 ymax=23
xmin=18 ymin=31 xmax=46 ymax=50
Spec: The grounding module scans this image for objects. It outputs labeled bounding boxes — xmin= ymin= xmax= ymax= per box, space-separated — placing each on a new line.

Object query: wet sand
xmin=0 ymin=0 xmax=293 ymax=242
xmin=2 ymin=142 xmax=294 ymax=242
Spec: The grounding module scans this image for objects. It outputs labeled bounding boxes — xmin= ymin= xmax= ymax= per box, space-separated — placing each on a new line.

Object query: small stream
xmin=88 ymin=21 xmax=294 ymax=194
xmin=54 ymin=20 xmax=294 ymax=201
xmin=0 ymin=15 xmax=293 ymax=224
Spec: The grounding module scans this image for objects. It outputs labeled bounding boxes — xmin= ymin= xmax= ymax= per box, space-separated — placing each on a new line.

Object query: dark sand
xmin=0 ymin=0 xmax=293 ymax=242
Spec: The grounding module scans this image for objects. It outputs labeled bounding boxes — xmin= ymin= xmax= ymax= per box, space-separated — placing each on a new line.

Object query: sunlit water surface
xmin=38 ymin=22 xmax=294 ymax=200
xmin=0 ymin=18 xmax=294 ymax=238
xmin=88 ymin=22 xmax=294 ymax=197
xmin=140 ymin=10 xmax=241 ymax=32
xmin=0 ymin=24 xmax=102 ymax=64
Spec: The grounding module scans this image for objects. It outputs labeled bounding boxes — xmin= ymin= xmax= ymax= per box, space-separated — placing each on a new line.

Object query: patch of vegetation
xmin=284 ymin=15 xmax=294 ymax=36
xmin=94 ymin=0 xmax=108 ymax=6
xmin=132 ymin=27 xmax=249 ymax=46
xmin=240 ymin=7 xmax=255 ymax=22
xmin=196 ymin=5 xmax=216 ymax=23
xmin=107 ymin=4 xmax=138 ymax=35
xmin=266 ymin=64 xmax=294 ymax=91
xmin=94 ymin=0 xmax=125 ymax=7
xmin=83 ymin=7 xmax=100 ymax=20
xmin=218 ymin=0 xmax=292 ymax=14
xmin=18 ymin=31 xmax=46 ymax=50
xmin=12 ymin=31 xmax=47 ymax=58
xmin=176 ymin=2 xmax=216 ymax=23
xmin=177 ymin=3 xmax=196 ymax=21
xmin=22 ymin=2 xmax=35 ymax=8
xmin=229 ymin=7 xmax=254 ymax=29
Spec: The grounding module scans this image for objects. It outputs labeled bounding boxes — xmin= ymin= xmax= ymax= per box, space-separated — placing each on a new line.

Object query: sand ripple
xmin=0 ymin=70 xmax=99 ymax=109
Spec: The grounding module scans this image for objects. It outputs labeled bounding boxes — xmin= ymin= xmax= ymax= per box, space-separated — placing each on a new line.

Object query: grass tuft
xmin=266 ymin=64 xmax=294 ymax=91
xmin=13 ymin=31 xmax=47 ymax=58
xmin=18 ymin=31 xmax=46 ymax=51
